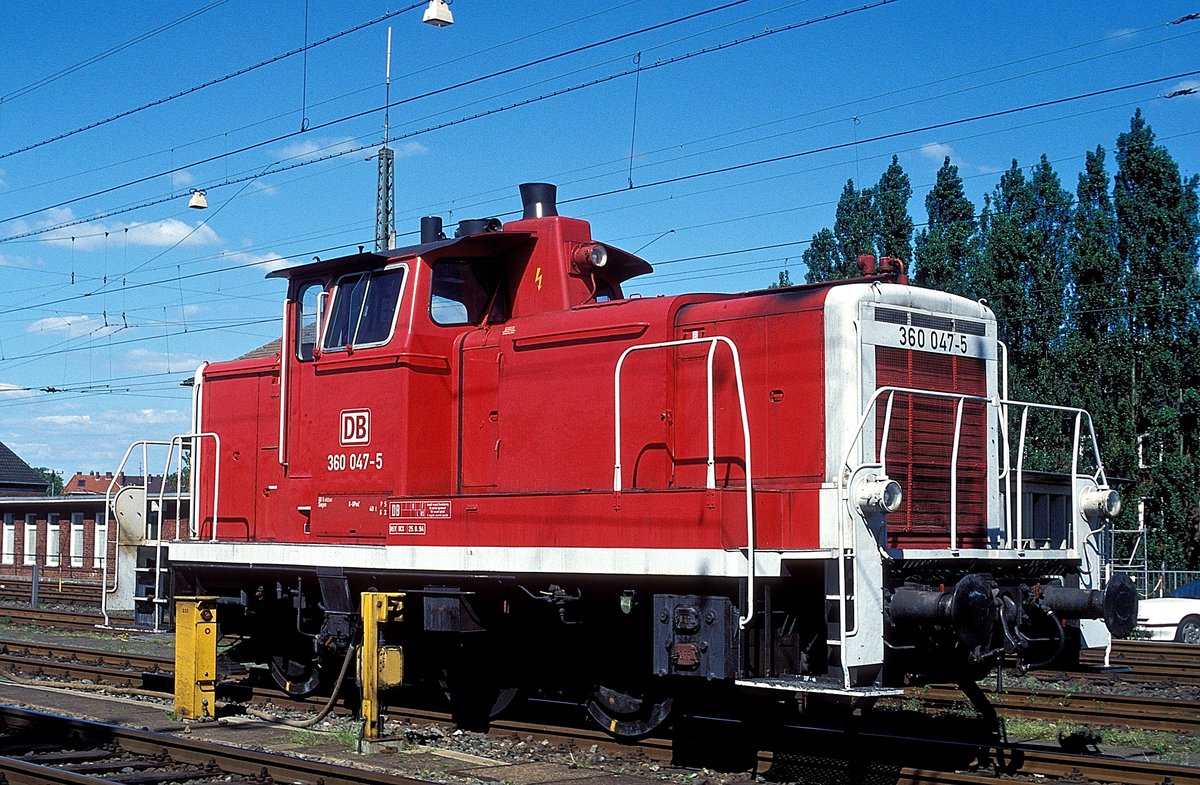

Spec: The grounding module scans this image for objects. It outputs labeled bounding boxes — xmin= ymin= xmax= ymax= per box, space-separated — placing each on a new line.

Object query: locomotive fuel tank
xmin=107 ymin=183 xmax=1135 ymax=738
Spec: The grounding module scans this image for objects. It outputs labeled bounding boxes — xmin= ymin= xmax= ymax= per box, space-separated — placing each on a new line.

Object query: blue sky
xmin=0 ymin=1 xmax=1196 ymax=477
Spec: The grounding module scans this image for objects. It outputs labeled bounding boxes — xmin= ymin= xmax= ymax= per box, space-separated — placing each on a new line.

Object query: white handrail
xmin=949 ymin=398 xmax=965 ymax=549
xmin=842 ymin=385 xmax=1109 ymax=555
xmin=613 ymin=336 xmax=756 ymax=628
xmin=100 ymin=440 xmax=171 ymax=628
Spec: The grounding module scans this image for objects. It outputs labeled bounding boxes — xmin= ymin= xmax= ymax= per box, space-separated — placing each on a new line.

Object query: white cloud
xmin=125 ymin=218 xmax=220 ymax=247
xmin=0 ymin=167 xmax=6 ymax=188
xmin=278 ymin=135 xmax=357 ymax=160
xmin=221 ymin=248 xmax=289 ymax=272
xmin=172 ymin=170 xmax=196 ymax=189
xmin=37 ymin=414 xmax=93 ymax=427
xmin=36 ymin=208 xmax=221 ymax=250
xmin=26 ymin=314 xmax=116 ymax=335
xmin=123 ymin=348 xmax=205 ymax=374
xmin=394 ymin=141 xmax=429 ymax=158
xmin=128 ymin=408 xmax=186 ymax=425
xmin=0 ymin=253 xmax=36 ymax=269
xmin=0 ymin=383 xmax=36 ymax=399
xmin=919 ymin=142 xmax=955 ymax=163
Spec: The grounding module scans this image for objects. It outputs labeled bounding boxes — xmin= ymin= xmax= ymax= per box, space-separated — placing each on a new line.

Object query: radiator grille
xmin=875 ymin=347 xmax=988 ymax=549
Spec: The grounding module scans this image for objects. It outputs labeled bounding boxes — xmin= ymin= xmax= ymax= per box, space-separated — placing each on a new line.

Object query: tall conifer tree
xmin=874 ymin=155 xmax=914 ymax=264
xmin=914 ymin=156 xmax=977 ymax=296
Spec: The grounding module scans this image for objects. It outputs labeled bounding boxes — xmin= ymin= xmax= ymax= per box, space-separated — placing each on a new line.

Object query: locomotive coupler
xmin=1031 ymin=572 xmax=1138 ymax=639
xmin=888 ymin=573 xmax=999 ymax=649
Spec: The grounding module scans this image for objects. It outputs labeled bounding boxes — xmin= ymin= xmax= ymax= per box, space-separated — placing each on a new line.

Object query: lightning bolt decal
xmin=535 ymin=267 xmax=543 ymax=291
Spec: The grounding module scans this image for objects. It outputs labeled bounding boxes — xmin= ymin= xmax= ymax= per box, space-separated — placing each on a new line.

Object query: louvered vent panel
xmin=875 ymin=346 xmax=988 ymax=549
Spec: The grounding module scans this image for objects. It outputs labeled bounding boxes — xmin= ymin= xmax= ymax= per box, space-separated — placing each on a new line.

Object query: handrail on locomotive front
xmin=840 ymin=385 xmax=1110 ymax=554
xmin=613 ymin=336 xmax=757 ymax=628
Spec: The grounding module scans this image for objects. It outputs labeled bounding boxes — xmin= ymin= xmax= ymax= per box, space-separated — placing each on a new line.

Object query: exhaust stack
xmin=520 ymin=182 xmax=558 ymax=219
xmin=420 ymin=216 xmax=444 ymax=244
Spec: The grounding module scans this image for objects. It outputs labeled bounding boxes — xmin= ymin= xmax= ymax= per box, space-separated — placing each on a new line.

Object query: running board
xmin=735 ymin=676 xmax=902 ymax=698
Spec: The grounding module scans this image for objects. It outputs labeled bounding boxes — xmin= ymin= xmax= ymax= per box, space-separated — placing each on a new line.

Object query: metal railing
xmin=99 ymin=433 xmax=219 ymax=630
xmin=840 ymin=386 xmax=1109 ymax=553
xmin=613 ymin=336 xmax=756 ymax=628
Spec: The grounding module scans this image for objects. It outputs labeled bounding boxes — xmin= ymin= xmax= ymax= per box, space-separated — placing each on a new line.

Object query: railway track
xmin=3 ymin=635 xmax=1200 ymax=734
xmin=0 ymin=704 xmax=430 ymax=785
xmin=0 ymin=581 xmax=98 ymax=608
xmin=0 ymin=606 xmax=110 ymax=630
xmin=0 ymin=639 xmax=1197 ymax=785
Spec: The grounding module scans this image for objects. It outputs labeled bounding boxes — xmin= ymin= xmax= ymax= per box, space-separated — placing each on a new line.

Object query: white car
xmin=1136 ymin=579 xmax=1200 ymax=643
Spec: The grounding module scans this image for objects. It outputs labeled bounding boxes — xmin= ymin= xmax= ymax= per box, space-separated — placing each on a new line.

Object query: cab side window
xmin=430 ymin=259 xmax=505 ymax=326
xmin=322 ymin=267 xmax=406 ymax=351
xmin=296 ymin=281 xmax=323 ymax=361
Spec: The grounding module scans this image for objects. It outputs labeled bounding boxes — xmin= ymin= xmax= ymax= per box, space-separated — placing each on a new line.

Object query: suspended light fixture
xmin=188 ymin=189 xmax=208 ymax=209
xmin=422 ymin=0 xmax=453 ymax=27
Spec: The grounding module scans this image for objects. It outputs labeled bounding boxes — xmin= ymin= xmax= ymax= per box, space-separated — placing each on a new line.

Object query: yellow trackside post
xmin=359 ymin=592 xmax=405 ymax=741
xmin=174 ymin=596 xmax=218 ymax=720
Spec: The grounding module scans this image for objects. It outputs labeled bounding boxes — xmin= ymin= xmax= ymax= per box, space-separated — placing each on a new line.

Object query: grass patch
xmin=1002 ymin=718 xmax=1200 ymax=764
xmin=288 ymin=729 xmax=325 ymax=747
xmin=330 ymin=724 xmax=361 ymax=749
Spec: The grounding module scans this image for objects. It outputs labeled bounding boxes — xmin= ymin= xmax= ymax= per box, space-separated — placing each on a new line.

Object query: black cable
xmin=0 ymin=0 xmax=764 ymax=225
xmin=0 ymin=4 xmax=424 ymax=162
xmin=0 ymin=1 xmax=230 ymax=104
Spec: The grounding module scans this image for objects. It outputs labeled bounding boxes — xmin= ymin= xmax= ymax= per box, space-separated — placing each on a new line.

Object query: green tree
xmin=33 ymin=468 xmax=63 ymax=496
xmin=874 ymin=154 xmax=914 ymax=263
xmin=914 ymin=156 xmax=977 ymax=295
xmin=768 ymin=268 xmax=794 ymax=288
xmin=978 ymin=161 xmax=1033 ymax=369
xmin=1113 ymin=109 xmax=1200 ymax=567
xmin=833 ymin=179 xmax=876 ymax=273
xmin=1061 ymin=146 xmax=1136 ymax=487
xmin=802 ymin=228 xmax=841 ymax=283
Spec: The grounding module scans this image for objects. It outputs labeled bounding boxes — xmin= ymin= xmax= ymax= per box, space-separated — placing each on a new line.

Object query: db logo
xmin=340 ymin=409 xmax=371 ymax=445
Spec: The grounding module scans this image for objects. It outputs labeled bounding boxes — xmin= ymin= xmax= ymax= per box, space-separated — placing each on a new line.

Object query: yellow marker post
xmin=359 ymin=591 xmax=404 ymax=741
xmin=174 ymin=596 xmax=218 ymax=720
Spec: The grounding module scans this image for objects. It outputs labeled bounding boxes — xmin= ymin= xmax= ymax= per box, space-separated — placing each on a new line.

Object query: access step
xmin=735 ymin=675 xmax=902 ymax=698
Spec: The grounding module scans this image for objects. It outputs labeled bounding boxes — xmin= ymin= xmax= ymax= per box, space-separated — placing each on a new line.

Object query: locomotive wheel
xmin=269 ymin=654 xmax=322 ymax=698
xmin=441 ymin=675 xmax=520 ymax=729
xmin=438 ymin=636 xmax=521 ymax=729
xmin=586 ymin=683 xmax=673 ymax=739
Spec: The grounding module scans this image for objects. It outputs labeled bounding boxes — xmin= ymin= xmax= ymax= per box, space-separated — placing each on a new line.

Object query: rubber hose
xmin=246 ymin=643 xmax=358 ymax=728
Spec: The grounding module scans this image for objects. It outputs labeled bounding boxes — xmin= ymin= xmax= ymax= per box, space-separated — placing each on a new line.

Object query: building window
xmin=2 ymin=514 xmax=13 ymax=566
xmin=70 ymin=513 xmax=85 ymax=568
xmin=94 ymin=519 xmax=108 ymax=569
xmin=23 ymin=514 xmax=37 ymax=566
xmin=46 ymin=513 xmax=60 ymax=568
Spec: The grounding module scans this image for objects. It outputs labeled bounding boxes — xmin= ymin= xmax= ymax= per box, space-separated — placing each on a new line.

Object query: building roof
xmin=0 ymin=441 xmax=49 ymax=494
xmin=64 ymin=471 xmax=171 ymax=496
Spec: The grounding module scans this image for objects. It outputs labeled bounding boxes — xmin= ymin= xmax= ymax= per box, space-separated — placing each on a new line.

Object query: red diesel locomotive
xmin=124 ymin=183 xmax=1135 ymax=736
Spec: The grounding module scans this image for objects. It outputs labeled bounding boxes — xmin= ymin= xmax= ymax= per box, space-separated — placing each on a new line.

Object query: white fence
xmin=1113 ymin=568 xmax=1200 ymax=599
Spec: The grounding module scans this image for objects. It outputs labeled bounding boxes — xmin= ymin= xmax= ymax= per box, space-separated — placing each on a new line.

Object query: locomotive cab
xmin=107 ymin=182 xmax=1136 ymax=739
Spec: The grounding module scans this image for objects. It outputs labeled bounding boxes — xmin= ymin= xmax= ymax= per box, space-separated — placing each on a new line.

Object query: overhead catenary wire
xmin=0 ymin=0 xmax=822 ymax=227
xmin=3 ymin=85 xmax=1195 ymax=332
xmin=9 ymin=20 xmax=1195 ymax=248
xmin=0 ymin=0 xmax=230 ymax=105
xmin=0 ymin=3 xmax=427 ymax=162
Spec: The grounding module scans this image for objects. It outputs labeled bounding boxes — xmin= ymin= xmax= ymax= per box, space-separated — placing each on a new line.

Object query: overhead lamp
xmin=188 ymin=189 xmax=208 ymax=209
xmin=422 ymin=0 xmax=453 ymax=27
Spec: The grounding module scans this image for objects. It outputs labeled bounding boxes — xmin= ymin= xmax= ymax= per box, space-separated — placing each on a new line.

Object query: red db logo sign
xmin=340 ymin=409 xmax=371 ymax=445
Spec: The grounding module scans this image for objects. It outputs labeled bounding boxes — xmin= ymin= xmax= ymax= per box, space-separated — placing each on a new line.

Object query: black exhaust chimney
xmin=420 ymin=216 xmax=444 ymax=244
xmin=519 ymin=182 xmax=558 ymax=219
